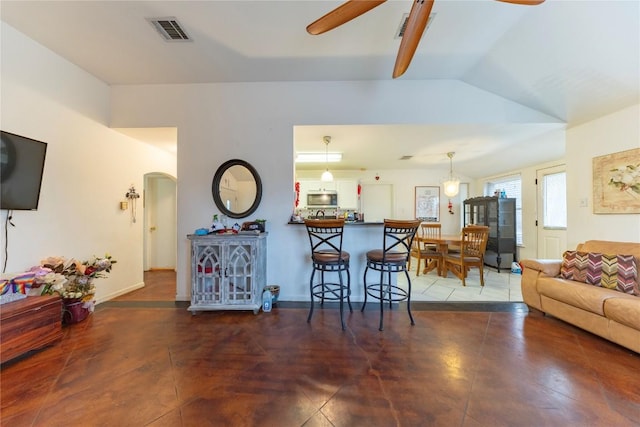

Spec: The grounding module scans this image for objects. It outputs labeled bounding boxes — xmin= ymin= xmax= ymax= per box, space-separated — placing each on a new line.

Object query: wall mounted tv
xmin=1 ymin=131 xmax=48 ymax=211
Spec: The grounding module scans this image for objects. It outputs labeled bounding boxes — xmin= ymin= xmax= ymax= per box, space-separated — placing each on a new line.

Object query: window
xmin=485 ymin=175 xmax=523 ymax=245
xmin=543 ymin=172 xmax=567 ymax=228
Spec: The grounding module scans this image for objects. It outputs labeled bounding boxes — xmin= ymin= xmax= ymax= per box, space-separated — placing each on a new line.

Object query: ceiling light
xmin=321 ymin=136 xmax=334 ymax=182
xmin=443 ymin=152 xmax=460 ymax=198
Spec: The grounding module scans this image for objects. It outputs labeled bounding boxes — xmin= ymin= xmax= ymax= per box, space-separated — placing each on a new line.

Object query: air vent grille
xmin=148 ymin=17 xmax=191 ymax=41
xmin=395 ymin=12 xmax=436 ymax=39
xmin=400 ymin=155 xmax=413 ymax=160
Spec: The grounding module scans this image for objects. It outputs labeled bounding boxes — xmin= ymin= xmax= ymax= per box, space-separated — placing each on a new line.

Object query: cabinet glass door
xmin=474 ymin=203 xmax=486 ymax=225
xmin=226 ymin=244 xmax=253 ymax=304
xmin=195 ymin=245 xmax=223 ymax=304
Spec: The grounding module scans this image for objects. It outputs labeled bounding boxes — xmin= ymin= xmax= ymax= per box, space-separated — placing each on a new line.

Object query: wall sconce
xmin=125 ymin=185 xmax=140 ymax=223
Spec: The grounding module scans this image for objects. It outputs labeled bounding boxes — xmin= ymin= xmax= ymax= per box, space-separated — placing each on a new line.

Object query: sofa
xmin=520 ymin=240 xmax=639 ymax=353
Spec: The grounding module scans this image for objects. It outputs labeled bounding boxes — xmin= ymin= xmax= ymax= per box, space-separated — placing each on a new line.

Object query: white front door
xmin=536 ymin=165 xmax=567 ymax=259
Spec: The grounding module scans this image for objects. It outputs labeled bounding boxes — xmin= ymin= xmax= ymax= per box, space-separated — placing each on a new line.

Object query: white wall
xmin=111 ymin=80 xmax=561 ymax=301
xmin=566 ymin=104 xmax=640 ymax=247
xmin=0 ymin=23 xmax=177 ymax=302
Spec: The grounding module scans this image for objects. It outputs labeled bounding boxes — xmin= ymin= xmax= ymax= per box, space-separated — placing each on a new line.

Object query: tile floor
xmin=400 ymin=267 xmax=523 ymax=303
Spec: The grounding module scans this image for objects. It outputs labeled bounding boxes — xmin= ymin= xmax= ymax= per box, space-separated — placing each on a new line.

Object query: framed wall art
xmin=592 ymin=147 xmax=640 ymax=214
xmin=415 ymin=186 xmax=440 ymax=222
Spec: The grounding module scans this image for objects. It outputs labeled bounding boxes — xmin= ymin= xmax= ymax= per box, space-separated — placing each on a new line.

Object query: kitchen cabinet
xmin=299 ymin=180 xmax=335 ymax=196
xmin=336 ymin=179 xmax=358 ymax=209
xmin=297 ymin=179 xmax=358 ymax=209
xmin=188 ymin=233 xmax=267 ymax=314
xmin=463 ymin=196 xmax=516 ymax=272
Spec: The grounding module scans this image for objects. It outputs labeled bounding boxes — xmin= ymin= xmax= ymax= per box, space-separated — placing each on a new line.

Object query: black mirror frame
xmin=211 ymin=159 xmax=263 ymax=219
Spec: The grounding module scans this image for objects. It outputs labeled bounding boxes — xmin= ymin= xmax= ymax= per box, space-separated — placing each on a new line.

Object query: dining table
xmin=415 ymin=234 xmax=463 ymax=277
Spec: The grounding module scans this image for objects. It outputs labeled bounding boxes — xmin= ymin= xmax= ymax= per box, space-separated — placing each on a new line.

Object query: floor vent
xmin=395 ymin=12 xmax=436 ymax=39
xmin=147 ymin=17 xmax=191 ymax=41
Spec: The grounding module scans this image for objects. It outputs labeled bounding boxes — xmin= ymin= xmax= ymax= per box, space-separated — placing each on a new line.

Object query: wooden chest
xmin=0 ymin=295 xmax=63 ymax=364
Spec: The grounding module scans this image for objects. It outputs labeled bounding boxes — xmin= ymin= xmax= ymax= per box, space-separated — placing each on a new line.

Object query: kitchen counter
xmin=288 ymin=221 xmax=383 ymax=226
xmin=286 ymin=220 xmax=388 ymax=302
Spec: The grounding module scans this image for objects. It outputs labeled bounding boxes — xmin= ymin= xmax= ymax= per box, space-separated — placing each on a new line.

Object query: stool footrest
xmin=312 ymin=283 xmax=351 ymax=301
xmin=364 ymin=284 xmax=408 ymax=302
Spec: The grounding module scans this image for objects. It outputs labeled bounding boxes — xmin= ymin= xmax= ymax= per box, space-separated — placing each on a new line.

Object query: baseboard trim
xmin=96 ymin=300 xmax=528 ymax=313
xmin=96 ymin=282 xmax=145 ymax=304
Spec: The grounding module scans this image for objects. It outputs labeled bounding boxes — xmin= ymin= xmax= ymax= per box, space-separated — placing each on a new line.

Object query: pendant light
xmin=443 ymin=152 xmax=460 ymax=198
xmin=320 ymin=135 xmax=334 ymax=182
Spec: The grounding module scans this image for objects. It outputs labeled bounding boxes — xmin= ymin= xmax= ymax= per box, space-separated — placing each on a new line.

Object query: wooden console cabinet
xmin=188 ymin=232 xmax=267 ymax=314
xmin=0 ymin=295 xmax=63 ymax=364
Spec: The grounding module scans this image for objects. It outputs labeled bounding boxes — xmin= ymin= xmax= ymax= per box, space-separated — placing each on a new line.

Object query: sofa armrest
xmin=520 ymin=259 xmax=562 ymax=312
xmin=520 ymin=259 xmax=562 ymax=277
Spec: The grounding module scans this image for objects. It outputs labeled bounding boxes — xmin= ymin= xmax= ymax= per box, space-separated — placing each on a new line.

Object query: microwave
xmin=307 ymin=191 xmax=338 ymax=208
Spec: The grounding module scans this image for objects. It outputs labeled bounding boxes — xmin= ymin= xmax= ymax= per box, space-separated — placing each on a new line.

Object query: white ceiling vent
xmin=147 ymin=17 xmax=191 ymax=41
xmin=400 ymin=155 xmax=413 ymax=160
xmin=395 ymin=12 xmax=436 ymax=39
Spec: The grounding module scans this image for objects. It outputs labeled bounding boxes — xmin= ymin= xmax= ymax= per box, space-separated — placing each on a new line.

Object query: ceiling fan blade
xmin=393 ymin=0 xmax=435 ymax=79
xmin=495 ymin=0 xmax=545 ymax=5
xmin=307 ymin=0 xmax=387 ymax=35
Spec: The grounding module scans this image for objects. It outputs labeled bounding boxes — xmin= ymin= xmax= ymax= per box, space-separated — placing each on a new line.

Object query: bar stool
xmin=304 ymin=218 xmax=352 ymax=330
xmin=361 ymin=219 xmax=421 ymax=331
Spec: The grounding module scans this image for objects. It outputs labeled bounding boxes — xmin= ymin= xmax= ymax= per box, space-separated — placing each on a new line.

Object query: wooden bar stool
xmin=304 ymin=218 xmax=352 ymax=330
xmin=361 ymin=219 xmax=421 ymax=331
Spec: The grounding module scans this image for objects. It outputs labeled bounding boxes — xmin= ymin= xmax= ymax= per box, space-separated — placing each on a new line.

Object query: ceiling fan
xmin=307 ymin=0 xmax=545 ymax=78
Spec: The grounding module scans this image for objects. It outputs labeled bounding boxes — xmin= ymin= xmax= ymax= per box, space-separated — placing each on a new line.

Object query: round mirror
xmin=212 ymin=159 xmax=262 ymax=219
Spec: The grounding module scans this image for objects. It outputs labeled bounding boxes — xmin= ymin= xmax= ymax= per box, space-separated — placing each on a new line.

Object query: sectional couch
xmin=520 ymin=240 xmax=639 ymax=353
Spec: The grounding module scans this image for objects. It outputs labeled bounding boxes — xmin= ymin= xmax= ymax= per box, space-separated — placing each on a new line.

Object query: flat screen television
xmin=1 ymin=131 xmax=48 ymax=210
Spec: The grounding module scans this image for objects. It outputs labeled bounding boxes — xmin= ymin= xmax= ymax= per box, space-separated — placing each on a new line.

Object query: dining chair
xmin=304 ymin=218 xmax=352 ymax=330
xmin=408 ymin=223 xmax=441 ymax=276
xmin=443 ymin=225 xmax=489 ymax=286
xmin=361 ymin=219 xmax=421 ymax=331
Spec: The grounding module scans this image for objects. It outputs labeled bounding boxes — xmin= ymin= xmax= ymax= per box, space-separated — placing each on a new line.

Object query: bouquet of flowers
xmin=33 ymin=254 xmax=116 ymax=302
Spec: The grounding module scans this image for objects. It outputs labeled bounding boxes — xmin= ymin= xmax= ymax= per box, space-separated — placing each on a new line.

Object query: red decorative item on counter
xmin=295 ymin=181 xmax=300 ymax=207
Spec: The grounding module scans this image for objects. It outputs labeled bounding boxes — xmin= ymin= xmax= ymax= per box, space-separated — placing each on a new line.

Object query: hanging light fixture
xmin=443 ymin=152 xmax=460 ymax=197
xmin=320 ymin=135 xmax=334 ymax=182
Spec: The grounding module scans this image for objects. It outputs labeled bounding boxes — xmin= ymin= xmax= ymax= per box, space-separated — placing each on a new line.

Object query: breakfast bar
xmin=287 ymin=220 xmax=391 ymax=302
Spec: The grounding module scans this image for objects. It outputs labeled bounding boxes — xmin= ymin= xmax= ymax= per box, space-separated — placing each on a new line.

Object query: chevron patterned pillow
xmin=561 ymin=251 xmax=638 ymax=295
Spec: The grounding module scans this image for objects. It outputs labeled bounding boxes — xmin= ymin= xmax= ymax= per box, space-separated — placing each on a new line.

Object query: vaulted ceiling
xmin=2 ymin=1 xmax=638 ymax=175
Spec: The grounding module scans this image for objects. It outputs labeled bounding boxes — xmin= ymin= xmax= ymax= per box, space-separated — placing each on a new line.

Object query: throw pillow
xmin=560 ymin=251 xmax=588 ymax=283
xmin=560 ymin=251 xmax=638 ymax=295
